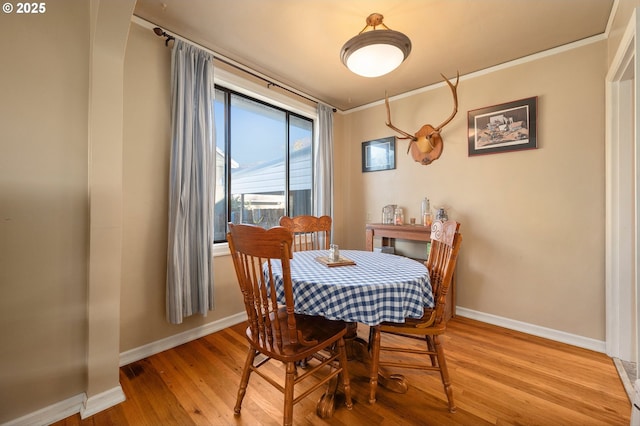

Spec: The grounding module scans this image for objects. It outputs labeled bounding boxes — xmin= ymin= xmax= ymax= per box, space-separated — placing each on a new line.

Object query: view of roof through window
xmin=214 ymin=87 xmax=313 ymax=241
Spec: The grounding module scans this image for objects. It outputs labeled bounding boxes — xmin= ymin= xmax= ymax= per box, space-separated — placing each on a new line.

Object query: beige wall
xmin=335 ymin=40 xmax=608 ymax=340
xmin=85 ymin=0 xmax=137 ymax=408
xmin=0 ymin=2 xmax=89 ymax=421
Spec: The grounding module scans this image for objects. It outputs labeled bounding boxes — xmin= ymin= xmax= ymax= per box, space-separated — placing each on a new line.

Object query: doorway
xmin=606 ymin=8 xmax=638 ymax=402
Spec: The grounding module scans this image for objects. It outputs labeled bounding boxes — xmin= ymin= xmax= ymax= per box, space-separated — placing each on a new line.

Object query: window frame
xmin=212 ymin=68 xmax=318 ymax=255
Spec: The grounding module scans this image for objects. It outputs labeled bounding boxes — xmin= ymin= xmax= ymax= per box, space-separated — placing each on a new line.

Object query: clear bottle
xmin=394 ymin=207 xmax=404 ymax=225
xmin=421 ymin=198 xmax=432 ymax=226
xmin=329 ymin=244 xmax=340 ymax=262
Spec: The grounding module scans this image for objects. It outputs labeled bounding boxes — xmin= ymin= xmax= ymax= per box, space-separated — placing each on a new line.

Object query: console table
xmin=365 ymin=223 xmax=431 ymax=252
xmin=365 ymin=223 xmax=455 ymax=320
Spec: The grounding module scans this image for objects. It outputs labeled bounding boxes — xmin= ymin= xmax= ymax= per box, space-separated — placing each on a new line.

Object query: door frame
xmin=606 ymin=7 xmax=638 ymax=371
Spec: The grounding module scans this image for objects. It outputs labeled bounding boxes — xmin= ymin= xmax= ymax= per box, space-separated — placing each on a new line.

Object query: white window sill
xmin=213 ymin=242 xmax=231 ymax=257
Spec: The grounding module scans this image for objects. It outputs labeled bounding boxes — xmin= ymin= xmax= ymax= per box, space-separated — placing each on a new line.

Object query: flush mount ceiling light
xmin=340 ymin=13 xmax=412 ymax=78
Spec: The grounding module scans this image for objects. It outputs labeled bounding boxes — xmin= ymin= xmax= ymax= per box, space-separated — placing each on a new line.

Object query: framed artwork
xmin=362 ymin=136 xmax=396 ymax=172
xmin=468 ymin=97 xmax=537 ymax=156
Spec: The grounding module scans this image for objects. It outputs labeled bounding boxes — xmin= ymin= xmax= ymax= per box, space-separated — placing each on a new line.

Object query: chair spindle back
xmin=426 ymin=220 xmax=462 ymax=326
xmin=279 ymin=215 xmax=332 ymax=251
xmin=227 ymin=223 xmax=298 ymax=349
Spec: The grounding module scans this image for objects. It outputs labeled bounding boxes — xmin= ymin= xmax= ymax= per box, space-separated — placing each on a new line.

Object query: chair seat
xmin=378 ymin=308 xmax=445 ymax=335
xmin=246 ymin=308 xmax=348 ymax=360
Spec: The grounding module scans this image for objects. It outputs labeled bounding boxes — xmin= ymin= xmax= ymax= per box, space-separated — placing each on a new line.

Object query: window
xmin=214 ymin=86 xmax=314 ymax=242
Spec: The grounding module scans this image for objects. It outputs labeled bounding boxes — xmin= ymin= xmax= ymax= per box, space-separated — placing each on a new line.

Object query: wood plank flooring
xmin=54 ymin=317 xmax=631 ymax=425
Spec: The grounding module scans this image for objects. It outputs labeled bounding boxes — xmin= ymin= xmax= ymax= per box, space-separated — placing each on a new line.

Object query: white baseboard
xmin=1 ymin=393 xmax=85 ymax=426
xmin=3 ymin=312 xmax=247 ymax=425
xmin=456 ymin=306 xmax=606 ymax=353
xmin=119 ymin=311 xmax=248 ymax=366
xmin=80 ymin=386 xmax=126 ymax=419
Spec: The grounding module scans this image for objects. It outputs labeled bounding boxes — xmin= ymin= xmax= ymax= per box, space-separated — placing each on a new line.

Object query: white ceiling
xmin=133 ymin=0 xmax=614 ymax=111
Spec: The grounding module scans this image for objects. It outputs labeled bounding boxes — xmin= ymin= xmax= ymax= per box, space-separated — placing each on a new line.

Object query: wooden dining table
xmin=269 ymin=249 xmax=433 ymax=416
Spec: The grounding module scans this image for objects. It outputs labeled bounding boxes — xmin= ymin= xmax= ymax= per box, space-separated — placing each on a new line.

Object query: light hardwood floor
xmin=54 ymin=317 xmax=631 ymax=425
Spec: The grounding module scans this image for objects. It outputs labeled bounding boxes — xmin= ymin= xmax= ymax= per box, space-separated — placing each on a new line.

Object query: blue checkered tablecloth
xmin=268 ymin=250 xmax=432 ymax=326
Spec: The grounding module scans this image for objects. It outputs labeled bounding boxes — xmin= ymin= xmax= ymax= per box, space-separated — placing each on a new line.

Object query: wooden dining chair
xmin=368 ymin=220 xmax=462 ymax=413
xmin=279 ymin=215 xmax=332 ymax=251
xmin=227 ymin=223 xmax=352 ymax=426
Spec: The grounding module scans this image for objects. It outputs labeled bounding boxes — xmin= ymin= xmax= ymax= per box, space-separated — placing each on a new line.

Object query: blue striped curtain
xmin=315 ymin=104 xmax=333 ymax=220
xmin=166 ymin=40 xmax=215 ymax=324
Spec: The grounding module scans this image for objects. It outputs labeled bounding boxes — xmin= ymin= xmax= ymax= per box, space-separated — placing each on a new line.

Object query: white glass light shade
xmin=346 ymin=44 xmax=404 ymax=77
xmin=340 ymin=29 xmax=411 ymax=78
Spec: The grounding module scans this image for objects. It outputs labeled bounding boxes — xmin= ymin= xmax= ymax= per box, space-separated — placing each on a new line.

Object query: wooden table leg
xmin=316 ymin=323 xmax=407 ymax=417
xmin=316 ymin=377 xmax=338 ymax=418
xmin=365 ymin=325 xmax=408 ymax=394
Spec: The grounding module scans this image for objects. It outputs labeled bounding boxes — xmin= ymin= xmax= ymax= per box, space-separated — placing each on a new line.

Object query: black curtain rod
xmin=153 ymin=27 xmax=336 ymax=112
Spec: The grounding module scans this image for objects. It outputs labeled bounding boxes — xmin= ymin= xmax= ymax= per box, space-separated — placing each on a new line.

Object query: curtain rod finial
xmin=153 ymin=27 xmax=175 ymax=46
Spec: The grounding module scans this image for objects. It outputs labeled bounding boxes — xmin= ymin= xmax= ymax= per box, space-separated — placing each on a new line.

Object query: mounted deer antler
xmin=385 ymin=71 xmax=459 ymax=165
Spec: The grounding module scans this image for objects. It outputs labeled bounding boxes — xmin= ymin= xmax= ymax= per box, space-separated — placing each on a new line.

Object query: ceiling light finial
xmin=340 ymin=13 xmax=412 ymax=78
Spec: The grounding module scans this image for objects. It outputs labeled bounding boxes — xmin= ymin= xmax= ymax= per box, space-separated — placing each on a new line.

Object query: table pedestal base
xmin=315 ymin=323 xmax=408 ymax=418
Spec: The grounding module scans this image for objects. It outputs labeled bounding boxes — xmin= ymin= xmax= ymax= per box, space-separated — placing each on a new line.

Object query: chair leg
xmin=283 ymin=361 xmax=296 ymax=426
xmin=336 ymin=337 xmax=353 ymax=410
xmin=234 ymin=348 xmax=257 ymax=416
xmin=433 ymin=335 xmax=456 ymax=413
xmin=368 ymin=326 xmax=381 ymax=404
xmin=426 ymin=335 xmax=437 ymax=366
